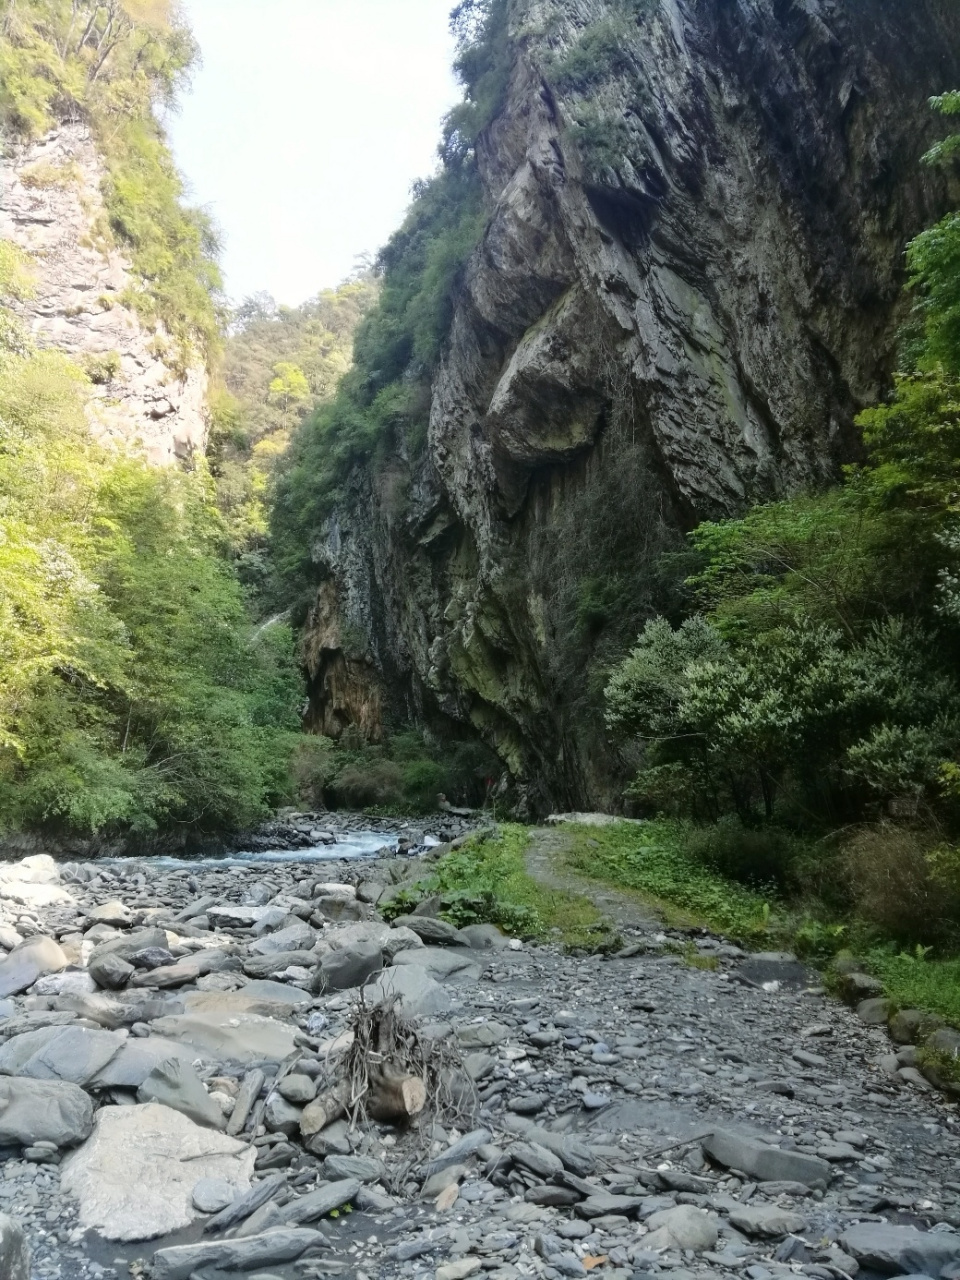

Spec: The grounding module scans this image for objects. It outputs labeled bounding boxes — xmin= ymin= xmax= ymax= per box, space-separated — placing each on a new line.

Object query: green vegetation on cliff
xmin=269 ymin=1 xmax=511 ymax=597
xmin=604 ymin=94 xmax=960 ymax=969
xmin=210 ymin=279 xmax=378 ymax=591
xmin=0 ymin=0 xmax=221 ymax=362
xmin=0 ymin=245 xmax=302 ymax=838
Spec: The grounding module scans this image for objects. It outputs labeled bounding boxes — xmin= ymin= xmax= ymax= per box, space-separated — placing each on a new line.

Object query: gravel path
xmin=0 ymin=824 xmax=957 ymax=1280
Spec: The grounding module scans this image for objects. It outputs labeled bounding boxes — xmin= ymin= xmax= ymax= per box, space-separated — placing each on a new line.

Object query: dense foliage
xmin=210 ymin=280 xmax=377 ymax=592
xmin=605 ymin=94 xmax=960 ymax=952
xmin=0 ymin=245 xmax=301 ymax=840
xmin=0 ymin=0 xmax=221 ymax=362
xmin=269 ymin=1 xmax=512 ymax=596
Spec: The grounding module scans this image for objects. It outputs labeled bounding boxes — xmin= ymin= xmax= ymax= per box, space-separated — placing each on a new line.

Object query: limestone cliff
xmin=303 ymin=0 xmax=960 ymax=813
xmin=0 ymin=123 xmax=207 ymax=464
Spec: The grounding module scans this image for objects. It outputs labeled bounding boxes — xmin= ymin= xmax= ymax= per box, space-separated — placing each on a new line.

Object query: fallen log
xmin=366 ymin=1067 xmax=426 ymax=1122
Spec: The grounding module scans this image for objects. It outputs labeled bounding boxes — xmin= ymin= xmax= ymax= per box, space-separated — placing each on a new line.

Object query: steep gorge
xmin=294 ymin=0 xmax=960 ymax=813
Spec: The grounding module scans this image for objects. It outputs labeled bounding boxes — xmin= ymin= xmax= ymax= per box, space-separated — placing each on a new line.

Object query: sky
xmin=167 ymin=0 xmax=461 ymax=307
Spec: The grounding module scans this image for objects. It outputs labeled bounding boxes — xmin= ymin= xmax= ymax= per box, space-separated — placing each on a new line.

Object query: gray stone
xmin=501 ymin=1117 xmax=596 ymax=1176
xmin=138 ymin=1057 xmax=227 ymax=1130
xmin=422 ymin=1129 xmax=492 ymax=1177
xmin=206 ymin=905 xmax=274 ymax=928
xmin=149 ymin=1010 xmax=298 ymax=1064
xmin=392 ymin=945 xmax=481 ymax=978
xmin=278 ymin=1073 xmax=317 ymax=1104
xmin=457 ymin=923 xmax=510 ymax=949
xmin=323 ymin=1153 xmax=382 ymax=1183
xmin=730 ymin=1205 xmax=807 ymax=1237
xmin=247 ymin=921 xmax=317 ymax=955
xmin=365 ymin=964 xmax=453 ymax=1016
xmin=841 ymin=1223 xmax=960 ymax=1274
xmin=263 ymin=1091 xmax=303 ymax=1136
xmin=0 ymin=936 xmax=66 ymax=997
xmin=0 ymin=1025 xmax=126 ymax=1085
xmin=576 ymin=1192 xmax=644 ymax=1218
xmin=60 ymin=1102 xmax=255 ymax=1241
xmin=703 ymin=1129 xmax=830 ymax=1188
xmin=511 ymin=1140 xmax=564 ymax=1178
xmin=857 ymin=997 xmax=893 ymax=1025
xmin=313 ymin=940 xmax=383 ymax=993
xmin=280 ymin=1178 xmax=362 ymax=1223
xmin=392 ymin=914 xmax=461 ymax=945
xmin=89 ymin=951 xmax=135 ymax=989
xmin=0 ymin=1213 xmax=29 ymax=1280
xmin=0 ymin=1076 xmax=93 ymax=1147
xmin=150 ymin=1228 xmax=324 ymax=1280
xmin=89 ymin=1036 xmax=200 ymax=1088
xmin=643 ymin=1205 xmax=718 ymax=1251
xmin=382 ymin=925 xmax=425 ymax=962
xmin=192 ymin=1177 xmax=237 ymax=1214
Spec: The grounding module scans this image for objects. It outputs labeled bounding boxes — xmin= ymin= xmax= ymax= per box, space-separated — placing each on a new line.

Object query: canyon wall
xmin=304 ymin=0 xmax=960 ymax=813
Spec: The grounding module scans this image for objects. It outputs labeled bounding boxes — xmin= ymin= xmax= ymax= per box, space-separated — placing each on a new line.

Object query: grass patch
xmin=866 ymin=949 xmax=960 ymax=1028
xmin=387 ymin=824 xmax=618 ymax=953
xmin=564 ymin=820 xmax=776 ymax=943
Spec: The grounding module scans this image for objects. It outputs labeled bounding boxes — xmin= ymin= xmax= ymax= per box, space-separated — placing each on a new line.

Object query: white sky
xmin=167 ymin=0 xmax=461 ymax=306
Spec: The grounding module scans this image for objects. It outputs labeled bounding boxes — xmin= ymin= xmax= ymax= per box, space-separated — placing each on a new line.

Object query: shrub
xmin=844 ymin=825 xmax=960 ymax=946
xmin=683 ymin=816 xmax=811 ymax=890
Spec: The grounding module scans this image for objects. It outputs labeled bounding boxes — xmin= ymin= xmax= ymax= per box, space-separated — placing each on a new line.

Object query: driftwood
xmin=300 ymin=1082 xmax=351 ymax=1137
xmin=366 ymin=1066 xmax=427 ymax=1122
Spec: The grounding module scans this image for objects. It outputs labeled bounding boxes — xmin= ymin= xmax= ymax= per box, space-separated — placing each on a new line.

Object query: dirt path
xmin=524 ymin=823 xmax=660 ymax=936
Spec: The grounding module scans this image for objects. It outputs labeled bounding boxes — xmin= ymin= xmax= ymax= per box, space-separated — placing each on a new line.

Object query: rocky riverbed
xmin=0 ymin=824 xmax=958 ymax=1280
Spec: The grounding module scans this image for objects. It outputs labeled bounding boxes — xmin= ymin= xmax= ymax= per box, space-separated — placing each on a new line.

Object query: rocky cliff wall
xmin=306 ymin=0 xmax=960 ymax=813
xmin=0 ymin=123 xmax=207 ymax=464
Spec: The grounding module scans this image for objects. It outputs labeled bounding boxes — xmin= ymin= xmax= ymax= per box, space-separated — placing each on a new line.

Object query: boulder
xmin=138 ymin=1058 xmax=227 ymax=1130
xmin=149 ymin=1010 xmax=298 ymax=1064
xmin=392 ymin=915 xmax=462 ymax=946
xmin=0 ymin=1077 xmax=93 ymax=1148
xmin=0 ymin=1214 xmax=29 ymax=1280
xmin=383 ymin=925 xmax=425 ymax=962
xmin=703 ymin=1130 xmax=830 ymax=1188
xmin=247 ymin=921 xmax=317 ymax=956
xmin=206 ymin=905 xmax=275 ymax=928
xmin=312 ymin=896 xmax=364 ymax=923
xmin=263 ymin=1092 xmax=303 ymax=1136
xmin=60 ymin=1102 xmax=255 ymax=1241
xmin=30 ymin=969 xmax=97 ymax=997
xmin=644 ymin=1205 xmax=718 ymax=1251
xmin=51 ymin=989 xmax=179 ymax=1029
xmin=729 ymin=1204 xmax=807 ymax=1237
xmin=150 ymin=1228 xmax=323 ymax=1280
xmin=0 ymin=936 xmax=67 ymax=997
xmin=88 ymin=952 xmax=134 ymax=989
xmin=457 ymin=923 xmax=510 ymax=950
xmin=0 ymin=1025 xmax=126 ymax=1086
xmin=91 ymin=1036 xmax=203 ymax=1088
xmin=242 ymin=950 xmax=318 ymax=980
xmin=364 ymin=964 xmax=453 ymax=1016
xmin=313 ymin=941 xmax=383 ymax=994
xmin=0 ymin=854 xmax=59 ymax=884
xmin=857 ymin=997 xmax=892 ymax=1025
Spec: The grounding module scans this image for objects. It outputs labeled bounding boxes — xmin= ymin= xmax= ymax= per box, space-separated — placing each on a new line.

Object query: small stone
xmin=192 ymin=1178 xmax=237 ymax=1214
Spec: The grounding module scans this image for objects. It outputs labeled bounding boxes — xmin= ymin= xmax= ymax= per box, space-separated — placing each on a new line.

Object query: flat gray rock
xmin=150 ymin=1227 xmax=323 ymax=1280
xmin=280 ymin=1178 xmax=362 ymax=1223
xmin=138 ymin=1057 xmax=227 ymax=1130
xmin=89 ymin=1036 xmax=200 ymax=1088
xmin=0 ymin=1076 xmax=93 ymax=1148
xmin=247 ymin=921 xmax=316 ymax=955
xmin=364 ymin=964 xmax=452 ymax=1016
xmin=0 ymin=1025 xmax=126 ymax=1085
xmin=703 ymin=1129 xmax=830 ymax=1188
xmin=730 ymin=1204 xmax=807 ymax=1237
xmin=841 ymin=1223 xmax=960 ymax=1274
xmin=0 ymin=937 xmax=66 ymax=997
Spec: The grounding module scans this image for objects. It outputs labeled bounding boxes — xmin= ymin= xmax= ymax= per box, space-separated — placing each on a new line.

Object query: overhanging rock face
xmin=306 ymin=0 xmax=960 ymax=812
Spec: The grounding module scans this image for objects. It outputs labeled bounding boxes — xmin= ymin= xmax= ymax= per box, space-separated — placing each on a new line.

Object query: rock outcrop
xmin=304 ymin=0 xmax=960 ymax=812
xmin=0 ymin=122 xmax=207 ymax=464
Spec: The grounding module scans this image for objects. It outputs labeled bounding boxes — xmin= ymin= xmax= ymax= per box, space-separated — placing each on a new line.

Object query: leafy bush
xmin=844 ymin=825 xmax=960 ymax=947
xmin=683 ymin=816 xmax=812 ymax=891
